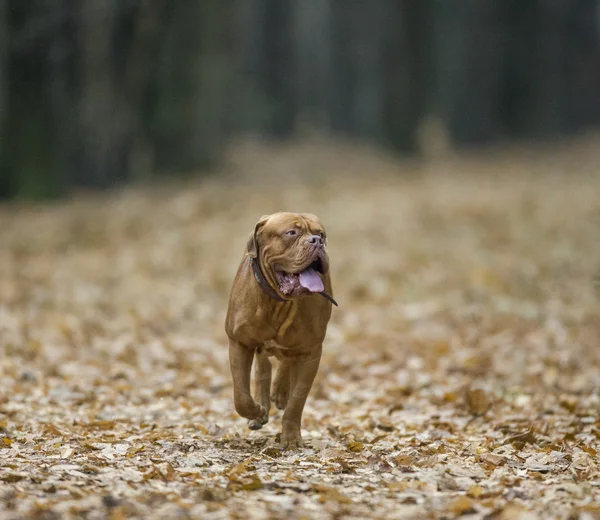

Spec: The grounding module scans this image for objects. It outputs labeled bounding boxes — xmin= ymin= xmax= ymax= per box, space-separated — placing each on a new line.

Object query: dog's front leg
xmin=229 ymin=339 xmax=265 ymax=422
xmin=280 ymin=345 xmax=322 ymax=450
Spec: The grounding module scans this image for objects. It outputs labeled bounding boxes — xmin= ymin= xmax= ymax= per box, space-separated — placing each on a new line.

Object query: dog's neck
xmin=249 ymin=256 xmax=288 ymax=303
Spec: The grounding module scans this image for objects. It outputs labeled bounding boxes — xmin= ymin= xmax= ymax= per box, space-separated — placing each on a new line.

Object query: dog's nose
xmin=307 ymin=235 xmax=323 ymax=246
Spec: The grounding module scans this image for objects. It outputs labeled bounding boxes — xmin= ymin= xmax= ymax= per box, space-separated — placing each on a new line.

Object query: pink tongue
xmin=299 ymin=268 xmax=324 ymax=293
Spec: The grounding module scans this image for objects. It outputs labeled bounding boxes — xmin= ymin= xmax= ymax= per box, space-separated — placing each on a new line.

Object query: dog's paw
xmin=279 ymin=430 xmax=303 ymax=450
xmin=248 ymin=419 xmax=263 ymax=430
xmin=271 ymin=387 xmax=289 ymax=411
xmin=235 ymin=397 xmax=266 ymax=420
xmin=247 ymin=408 xmax=269 ymax=430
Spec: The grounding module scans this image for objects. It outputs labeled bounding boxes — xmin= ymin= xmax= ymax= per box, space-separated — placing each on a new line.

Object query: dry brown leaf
xmin=1 ymin=473 xmax=26 ymax=483
xmin=479 ymin=453 xmax=506 ymax=467
xmin=443 ymin=391 xmax=459 ymax=403
xmin=448 ymin=496 xmax=475 ymax=516
xmin=466 ymin=387 xmax=492 ymax=416
xmin=42 ymin=424 xmax=63 ymax=436
xmin=238 ymin=475 xmax=264 ymax=491
xmin=580 ymin=444 xmax=597 ymax=457
xmin=503 ymin=429 xmax=537 ymax=448
xmin=346 ymin=441 xmax=364 ymax=453
xmin=394 ymin=454 xmax=416 ymax=467
xmin=227 ymin=462 xmax=248 ymax=480
xmin=376 ymin=418 xmax=395 ymax=431
xmin=467 ymin=485 xmax=484 ymax=498
xmin=314 ymin=485 xmax=352 ymax=504
xmin=60 ymin=447 xmax=74 ymax=458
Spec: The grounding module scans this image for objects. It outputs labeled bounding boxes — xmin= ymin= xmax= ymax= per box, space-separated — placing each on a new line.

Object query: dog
xmin=225 ymin=212 xmax=336 ymax=449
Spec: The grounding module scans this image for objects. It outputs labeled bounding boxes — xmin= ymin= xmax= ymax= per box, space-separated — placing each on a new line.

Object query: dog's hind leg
xmin=249 ymin=350 xmax=271 ymax=430
xmin=271 ymin=359 xmax=291 ymax=411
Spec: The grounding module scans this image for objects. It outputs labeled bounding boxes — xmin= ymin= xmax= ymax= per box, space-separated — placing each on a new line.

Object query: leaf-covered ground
xmin=1 ymin=140 xmax=599 ymax=519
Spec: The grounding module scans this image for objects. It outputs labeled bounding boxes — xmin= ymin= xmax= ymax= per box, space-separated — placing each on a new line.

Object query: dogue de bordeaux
xmin=225 ymin=212 xmax=336 ymax=449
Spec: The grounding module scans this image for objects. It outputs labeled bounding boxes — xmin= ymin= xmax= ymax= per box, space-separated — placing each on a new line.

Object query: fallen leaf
xmin=314 ymin=485 xmax=352 ymax=504
xmin=394 ymin=454 xmax=415 ymax=467
xmin=467 ymin=485 xmax=484 ymax=498
xmin=479 ymin=453 xmax=505 ymax=466
xmin=448 ymin=496 xmax=475 ymax=516
xmin=1 ymin=473 xmax=26 ymax=483
xmin=466 ymin=387 xmax=491 ymax=416
xmin=346 ymin=441 xmax=364 ymax=453
xmin=238 ymin=475 xmax=264 ymax=491
xmin=60 ymin=447 xmax=74 ymax=458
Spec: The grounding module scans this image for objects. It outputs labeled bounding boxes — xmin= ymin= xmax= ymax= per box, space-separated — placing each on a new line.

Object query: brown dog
xmin=225 ymin=212 xmax=336 ymax=449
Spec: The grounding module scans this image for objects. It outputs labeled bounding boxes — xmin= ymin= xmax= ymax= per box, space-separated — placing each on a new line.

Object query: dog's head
xmin=247 ymin=212 xmax=329 ymax=298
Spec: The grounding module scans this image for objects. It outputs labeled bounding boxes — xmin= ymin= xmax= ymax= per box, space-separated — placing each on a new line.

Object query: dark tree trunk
xmin=122 ymin=0 xmax=171 ymax=180
xmin=153 ymin=0 xmax=233 ymax=173
xmin=0 ymin=0 xmax=8 ymax=195
xmin=329 ymin=0 xmax=389 ymax=140
xmin=235 ymin=0 xmax=294 ymax=138
xmin=290 ymin=0 xmax=332 ymax=134
xmin=77 ymin=0 xmax=127 ymax=188
xmin=384 ymin=0 xmax=432 ymax=153
xmin=432 ymin=0 xmax=508 ymax=146
xmin=521 ymin=0 xmax=569 ymax=138
xmin=46 ymin=0 xmax=74 ymax=193
xmin=328 ymin=0 xmax=354 ymax=136
xmin=262 ymin=0 xmax=295 ymax=138
xmin=563 ymin=0 xmax=600 ymax=132
xmin=0 ymin=0 xmax=7 ymax=146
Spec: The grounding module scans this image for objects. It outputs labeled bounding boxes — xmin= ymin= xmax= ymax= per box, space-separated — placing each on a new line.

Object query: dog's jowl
xmin=225 ymin=213 xmax=336 ymax=449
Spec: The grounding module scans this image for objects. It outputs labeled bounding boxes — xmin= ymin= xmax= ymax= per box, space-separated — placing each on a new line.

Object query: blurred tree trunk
xmin=352 ymin=0 xmax=388 ymax=140
xmin=77 ymin=0 xmax=127 ymax=187
xmin=263 ymin=0 xmax=294 ymax=137
xmin=0 ymin=0 xmax=9 ymax=197
xmin=235 ymin=0 xmax=294 ymax=138
xmin=122 ymin=0 xmax=170 ymax=180
xmin=153 ymin=0 xmax=233 ymax=173
xmin=0 ymin=0 xmax=7 ymax=151
xmin=431 ymin=0 xmax=508 ymax=146
xmin=384 ymin=0 xmax=431 ymax=153
xmin=563 ymin=0 xmax=600 ymax=131
xmin=47 ymin=0 xmax=73 ymax=193
xmin=2 ymin=0 xmax=64 ymax=199
xmin=329 ymin=0 xmax=388 ymax=140
xmin=235 ymin=0 xmax=268 ymax=132
xmin=522 ymin=0 xmax=569 ymax=138
xmin=77 ymin=0 xmax=170 ymax=185
xmin=327 ymin=0 xmax=351 ymax=135
xmin=290 ymin=0 xmax=332 ymax=134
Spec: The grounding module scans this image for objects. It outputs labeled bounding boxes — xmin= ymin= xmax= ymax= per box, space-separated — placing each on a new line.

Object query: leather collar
xmin=250 ymin=256 xmax=287 ymax=302
xmin=249 ymin=256 xmax=338 ymax=307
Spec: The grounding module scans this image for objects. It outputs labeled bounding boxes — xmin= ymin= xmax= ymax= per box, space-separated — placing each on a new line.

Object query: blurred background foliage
xmin=1 ymin=0 xmax=600 ymax=199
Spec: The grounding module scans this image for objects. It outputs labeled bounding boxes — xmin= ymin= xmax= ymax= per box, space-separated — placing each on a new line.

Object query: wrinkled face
xmin=252 ymin=212 xmax=329 ymax=297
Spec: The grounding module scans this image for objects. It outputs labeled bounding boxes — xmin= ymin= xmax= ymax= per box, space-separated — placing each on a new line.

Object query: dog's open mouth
xmin=275 ymin=257 xmax=325 ymax=296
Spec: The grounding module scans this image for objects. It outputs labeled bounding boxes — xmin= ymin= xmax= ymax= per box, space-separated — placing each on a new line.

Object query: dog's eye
xmin=285 ymin=229 xmax=298 ymax=237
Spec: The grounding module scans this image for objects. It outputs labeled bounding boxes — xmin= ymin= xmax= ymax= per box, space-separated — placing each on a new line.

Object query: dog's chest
xmin=259 ymin=339 xmax=291 ymax=358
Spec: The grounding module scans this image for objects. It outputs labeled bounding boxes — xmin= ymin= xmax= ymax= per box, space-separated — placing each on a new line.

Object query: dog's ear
xmin=246 ymin=215 xmax=270 ymax=258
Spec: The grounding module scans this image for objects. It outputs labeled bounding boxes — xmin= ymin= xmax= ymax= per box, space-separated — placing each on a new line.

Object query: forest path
xmin=1 ymin=141 xmax=599 ymax=519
